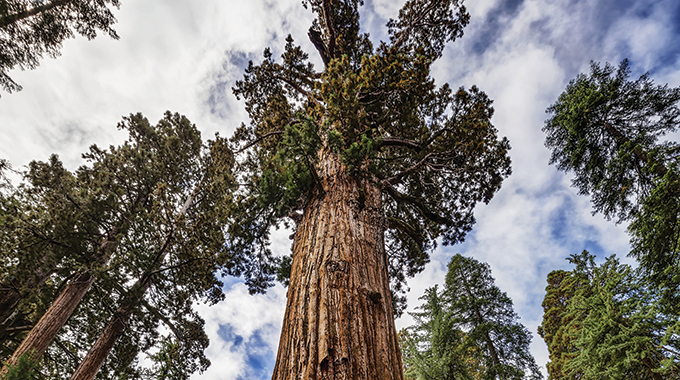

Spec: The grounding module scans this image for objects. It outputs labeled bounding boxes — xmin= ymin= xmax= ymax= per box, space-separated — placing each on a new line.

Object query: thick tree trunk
xmin=271 ymin=149 xmax=403 ymax=380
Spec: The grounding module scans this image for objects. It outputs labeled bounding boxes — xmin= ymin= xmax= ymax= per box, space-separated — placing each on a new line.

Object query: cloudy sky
xmin=1 ymin=0 xmax=680 ymax=378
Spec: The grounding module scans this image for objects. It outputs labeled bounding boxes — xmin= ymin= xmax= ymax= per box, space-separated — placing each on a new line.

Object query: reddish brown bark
xmin=1 ymin=234 xmax=119 ymax=372
xmin=3 ymin=270 xmax=94 ymax=366
xmin=271 ymin=149 xmax=403 ymax=380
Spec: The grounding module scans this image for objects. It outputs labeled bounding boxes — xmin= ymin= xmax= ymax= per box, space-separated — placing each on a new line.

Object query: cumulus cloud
xmin=1 ymin=0 xmax=679 ymax=378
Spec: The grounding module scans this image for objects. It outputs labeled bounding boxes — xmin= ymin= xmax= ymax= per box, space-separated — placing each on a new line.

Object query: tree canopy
xmin=0 ymin=0 xmax=120 ymax=93
xmin=543 ymin=59 xmax=680 ymax=313
xmin=230 ymin=0 xmax=511 ymax=313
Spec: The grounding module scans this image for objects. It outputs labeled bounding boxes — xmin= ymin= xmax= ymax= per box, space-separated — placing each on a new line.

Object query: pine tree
xmin=229 ymin=1 xmax=511 ymax=378
xmin=555 ymin=252 xmax=679 ymax=380
xmin=537 ymin=270 xmax=584 ymax=380
xmin=399 ymin=285 xmax=472 ymax=380
xmin=0 ymin=0 xmax=121 ymax=94
xmin=543 ymin=60 xmax=680 ymax=309
xmin=441 ymin=254 xmax=542 ymax=380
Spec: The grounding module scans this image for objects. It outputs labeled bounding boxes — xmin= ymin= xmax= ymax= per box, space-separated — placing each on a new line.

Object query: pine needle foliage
xmin=229 ymin=0 xmax=511 ymax=313
xmin=401 ymin=255 xmax=542 ymax=380
xmin=0 ymin=0 xmax=121 ymax=93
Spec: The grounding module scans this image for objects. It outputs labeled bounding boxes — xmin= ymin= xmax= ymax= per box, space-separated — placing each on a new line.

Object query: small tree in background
xmin=539 ymin=252 xmax=680 ymax=380
xmin=402 ymin=254 xmax=542 ymax=380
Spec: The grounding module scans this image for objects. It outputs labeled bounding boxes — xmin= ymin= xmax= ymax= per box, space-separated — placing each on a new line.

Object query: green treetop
xmin=0 ymin=0 xmax=121 ymax=93
xmin=229 ymin=0 xmax=511 ymax=312
xmin=543 ymin=59 xmax=680 ymax=315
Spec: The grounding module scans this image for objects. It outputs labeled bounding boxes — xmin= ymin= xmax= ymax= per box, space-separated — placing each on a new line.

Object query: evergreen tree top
xmin=228 ymin=0 xmax=512 ymax=312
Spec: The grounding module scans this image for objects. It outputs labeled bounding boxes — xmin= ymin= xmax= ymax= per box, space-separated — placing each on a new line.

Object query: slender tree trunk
xmin=68 ymin=279 xmax=152 ymax=380
xmin=69 ymin=190 xmax=196 ymax=380
xmin=3 ymin=271 xmax=94 ymax=366
xmin=1 ymin=234 xmax=119 ymax=372
xmin=271 ymin=149 xmax=403 ymax=380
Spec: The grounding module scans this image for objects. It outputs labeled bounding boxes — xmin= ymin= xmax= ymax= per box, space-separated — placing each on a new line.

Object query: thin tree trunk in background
xmin=271 ymin=148 xmax=404 ymax=380
xmin=68 ymin=278 xmax=152 ymax=380
xmin=69 ymin=189 xmax=196 ymax=380
xmin=1 ymin=233 xmax=119 ymax=372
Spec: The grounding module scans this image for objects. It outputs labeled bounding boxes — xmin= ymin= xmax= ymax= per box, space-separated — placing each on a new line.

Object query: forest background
xmin=1 ymin=0 xmax=679 ymax=378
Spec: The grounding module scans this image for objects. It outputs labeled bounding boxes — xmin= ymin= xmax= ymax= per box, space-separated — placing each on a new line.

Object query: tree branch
xmin=382 ymin=183 xmax=448 ymax=225
xmin=380 ymin=137 xmax=422 ymax=151
xmin=320 ymin=0 xmax=336 ymax=59
xmin=383 ymin=152 xmax=434 ymax=186
xmin=235 ymin=131 xmax=285 ymax=154
xmin=273 ymin=75 xmax=320 ymax=106
xmin=141 ymin=299 xmax=182 ymax=339
xmin=0 ymin=0 xmax=71 ymax=28
xmin=308 ymin=27 xmax=330 ymax=67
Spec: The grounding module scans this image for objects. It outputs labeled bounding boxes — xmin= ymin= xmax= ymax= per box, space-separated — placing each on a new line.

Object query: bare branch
xmin=308 ymin=27 xmax=330 ymax=67
xmin=382 ymin=152 xmax=434 ymax=186
xmin=141 ymin=299 xmax=182 ymax=339
xmin=382 ymin=182 xmax=448 ymax=225
xmin=273 ymin=75 xmax=321 ymax=106
xmin=380 ymin=137 xmax=422 ymax=151
xmin=235 ymin=131 xmax=285 ymax=154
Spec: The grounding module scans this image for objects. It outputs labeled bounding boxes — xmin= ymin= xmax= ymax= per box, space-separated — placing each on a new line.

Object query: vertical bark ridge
xmin=271 ymin=149 xmax=403 ymax=380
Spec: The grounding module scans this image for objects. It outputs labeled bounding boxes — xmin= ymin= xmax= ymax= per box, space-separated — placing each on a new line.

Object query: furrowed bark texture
xmin=271 ymin=149 xmax=404 ymax=380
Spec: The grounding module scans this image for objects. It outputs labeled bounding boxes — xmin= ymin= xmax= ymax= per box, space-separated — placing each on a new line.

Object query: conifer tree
xmin=2 ymin=112 xmax=268 ymax=379
xmin=537 ymin=270 xmax=583 ymax=380
xmin=0 ymin=0 xmax=121 ymax=93
xmin=442 ymin=254 xmax=542 ymax=380
xmin=229 ymin=1 xmax=511 ymax=378
xmin=540 ymin=252 xmax=679 ymax=380
xmin=399 ymin=285 xmax=472 ymax=380
xmin=543 ymin=60 xmax=680 ymax=309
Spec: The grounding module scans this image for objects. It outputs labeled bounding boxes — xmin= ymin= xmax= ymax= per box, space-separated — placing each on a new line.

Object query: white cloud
xmin=1 ymin=0 xmax=678 ymax=379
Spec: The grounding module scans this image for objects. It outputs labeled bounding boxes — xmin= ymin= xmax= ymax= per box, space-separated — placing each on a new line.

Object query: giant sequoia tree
xmin=229 ymin=0 xmax=511 ymax=378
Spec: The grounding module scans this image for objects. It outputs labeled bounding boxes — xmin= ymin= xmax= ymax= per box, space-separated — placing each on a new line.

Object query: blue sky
xmin=1 ymin=0 xmax=679 ymax=378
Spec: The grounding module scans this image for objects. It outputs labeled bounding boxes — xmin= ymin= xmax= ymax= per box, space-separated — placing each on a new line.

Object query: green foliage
xmin=0 ymin=112 xmax=263 ymax=379
xmin=537 ymin=270 xmax=584 ymax=380
xmin=544 ymin=59 xmax=680 ymax=222
xmin=401 ymin=255 xmax=542 ymax=380
xmin=543 ymin=59 xmax=680 ymax=321
xmin=540 ymin=252 xmax=680 ymax=380
xmin=0 ymin=0 xmax=121 ymax=93
xmin=400 ymin=286 xmax=472 ymax=380
xmin=2 ymin=351 xmax=40 ymax=380
xmin=230 ymin=0 xmax=511 ymax=312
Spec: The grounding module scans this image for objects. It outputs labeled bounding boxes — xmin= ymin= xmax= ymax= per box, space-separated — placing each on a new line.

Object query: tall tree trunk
xmin=271 ymin=149 xmax=403 ymax=380
xmin=1 ymin=233 xmax=119 ymax=372
xmin=69 ymin=189 xmax=196 ymax=380
xmin=68 ymin=278 xmax=152 ymax=380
